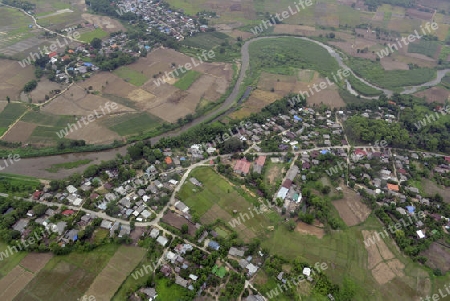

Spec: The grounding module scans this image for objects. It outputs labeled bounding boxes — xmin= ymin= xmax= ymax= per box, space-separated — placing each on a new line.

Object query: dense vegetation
xmin=348 ymin=57 xmax=436 ymax=90
xmin=344 ymin=94 xmax=450 ymax=153
xmin=249 ymin=38 xmax=340 ymax=80
xmin=363 ymin=0 xmax=415 ymax=11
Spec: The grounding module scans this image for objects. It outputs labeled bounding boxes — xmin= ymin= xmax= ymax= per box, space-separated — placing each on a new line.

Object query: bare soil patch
xmin=420 ymin=242 xmax=450 ymax=273
xmin=414 ymin=86 xmax=450 ymax=103
xmin=295 ymin=221 xmax=325 ymax=239
xmin=380 ymin=57 xmax=410 ymax=70
xmin=333 ymin=186 xmax=370 ymax=226
xmin=2 ymin=121 xmax=36 ymax=143
xmin=0 ymin=59 xmax=35 ymax=101
xmin=19 ymin=252 xmax=53 ymax=273
xmin=81 ymin=13 xmax=125 ymax=32
xmin=161 ymin=211 xmax=197 ymax=236
xmin=65 ymin=120 xmax=122 ymax=144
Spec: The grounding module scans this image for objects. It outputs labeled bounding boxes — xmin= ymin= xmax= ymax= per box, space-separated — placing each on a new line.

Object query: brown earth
xmin=333 ymin=186 xmax=371 ymax=226
xmin=295 ymin=221 xmax=325 ymax=239
xmin=414 ymin=86 xmax=450 ymax=103
xmin=2 ymin=121 xmax=37 ymax=143
xmin=81 ymin=13 xmax=126 ymax=32
xmin=420 ymin=242 xmax=450 ymax=273
xmin=161 ymin=211 xmax=197 ymax=236
xmin=0 ymin=59 xmax=35 ymax=101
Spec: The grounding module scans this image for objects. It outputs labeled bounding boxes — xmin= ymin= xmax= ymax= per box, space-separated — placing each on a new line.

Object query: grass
xmin=348 ymin=57 xmax=436 ymax=90
xmin=178 ymin=167 xmax=279 ymax=238
xmin=249 ymin=38 xmax=340 ymax=80
xmin=347 ymin=74 xmax=383 ymax=96
xmin=113 ymin=66 xmax=148 ymax=86
xmin=45 ymin=159 xmax=92 ymax=173
xmin=173 ymin=70 xmax=201 ymax=90
xmin=0 ymin=103 xmax=27 ymax=129
xmin=181 ymin=31 xmax=230 ymax=50
xmin=15 ymin=244 xmax=119 ymax=301
xmin=155 ymin=278 xmax=189 ymax=299
xmin=261 ymin=214 xmax=441 ymax=300
xmin=101 ymin=112 xmax=163 ymax=137
xmin=79 ymin=28 xmax=109 ymax=43
xmin=0 ymin=7 xmax=35 ymax=48
xmin=407 ymin=40 xmax=440 ymax=58
xmin=0 ymin=173 xmax=40 ymax=196
xmin=0 ymin=242 xmax=28 ymax=280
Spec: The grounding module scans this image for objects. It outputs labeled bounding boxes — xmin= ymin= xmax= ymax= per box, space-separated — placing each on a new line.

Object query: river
xmin=5 ymin=36 xmax=450 ymax=178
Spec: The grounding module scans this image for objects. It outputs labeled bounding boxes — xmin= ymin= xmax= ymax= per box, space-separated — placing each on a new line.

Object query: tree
xmin=329 ymin=32 xmax=335 ymax=39
xmin=6 ymin=96 xmax=10 ymax=103
xmin=286 ymin=220 xmax=296 ymax=231
xmin=90 ymin=37 xmax=102 ymax=49
xmin=181 ymin=224 xmax=188 ymax=234
xmin=23 ymin=80 xmax=38 ymax=93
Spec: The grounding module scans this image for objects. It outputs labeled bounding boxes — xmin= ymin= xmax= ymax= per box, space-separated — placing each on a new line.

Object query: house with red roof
xmin=62 ymin=209 xmax=75 ymax=216
xmin=48 ymin=52 xmax=57 ymax=58
xmin=234 ymin=159 xmax=251 ymax=175
xmin=32 ymin=190 xmax=42 ymax=200
xmin=165 ymin=156 xmax=173 ymax=165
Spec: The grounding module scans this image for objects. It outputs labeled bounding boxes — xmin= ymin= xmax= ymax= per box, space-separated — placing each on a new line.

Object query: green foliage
xmin=408 ymin=40 xmax=440 ymax=58
xmin=249 ymin=38 xmax=340 ymax=78
xmin=348 ymin=57 xmax=436 ymax=90
xmin=23 ymin=80 xmax=37 ymax=92
xmin=173 ymin=70 xmax=201 ymax=90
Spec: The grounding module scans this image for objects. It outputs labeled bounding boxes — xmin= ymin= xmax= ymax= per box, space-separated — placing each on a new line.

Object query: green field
xmin=0 ymin=103 xmax=27 ymax=129
xmin=347 ymin=74 xmax=383 ymax=96
xmin=15 ymin=244 xmax=119 ymax=301
xmin=249 ymin=38 xmax=340 ymax=80
xmin=173 ymin=70 xmax=201 ymax=90
xmin=79 ymin=28 xmax=109 ymax=43
xmin=408 ymin=40 xmax=440 ymax=58
xmin=0 ymin=242 xmax=28 ymax=280
xmin=0 ymin=7 xmax=35 ymax=48
xmin=22 ymin=111 xmax=77 ymax=144
xmin=178 ymin=167 xmax=280 ymax=239
xmin=45 ymin=159 xmax=92 ymax=173
xmin=101 ymin=112 xmax=163 ymax=137
xmin=0 ymin=173 xmax=40 ymax=195
xmin=113 ymin=66 xmax=149 ymax=86
xmin=261 ymin=214 xmax=442 ymax=301
xmin=348 ymin=57 xmax=436 ymax=90
xmin=181 ymin=31 xmax=230 ymax=50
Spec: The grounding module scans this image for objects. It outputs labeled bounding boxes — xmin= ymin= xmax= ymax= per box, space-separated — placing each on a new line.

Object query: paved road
xmin=2 ymin=9 xmax=450 ymax=179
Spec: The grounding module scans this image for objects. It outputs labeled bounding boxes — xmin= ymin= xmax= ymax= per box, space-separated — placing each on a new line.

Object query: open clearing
xmin=84 ymin=246 xmax=146 ymax=301
xmin=332 ymin=186 xmax=371 ymax=226
xmin=414 ymin=86 xmax=450 ymax=103
xmin=0 ymin=253 xmax=53 ymax=301
xmin=15 ymin=244 xmax=118 ymax=301
xmin=295 ymin=221 xmax=325 ymax=239
xmin=421 ymin=242 xmax=450 ymax=273
xmin=178 ymin=167 xmax=278 ymax=242
xmin=0 ymin=59 xmax=35 ymax=101
xmin=362 ymin=230 xmax=405 ymax=285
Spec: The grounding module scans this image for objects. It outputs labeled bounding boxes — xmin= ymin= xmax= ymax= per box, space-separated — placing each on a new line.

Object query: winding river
xmin=5 ymin=36 xmax=450 ymax=178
